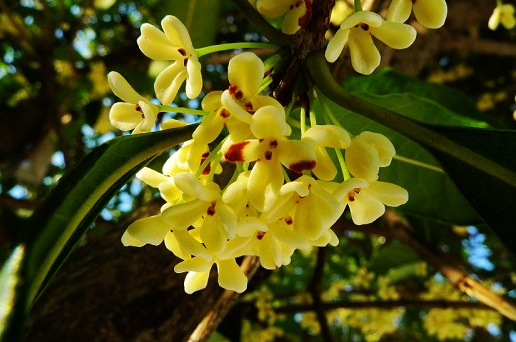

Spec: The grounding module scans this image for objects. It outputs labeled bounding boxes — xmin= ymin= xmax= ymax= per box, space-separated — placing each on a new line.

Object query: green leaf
xmin=0 ymin=245 xmax=25 ymax=342
xmin=319 ymin=99 xmax=481 ymax=225
xmin=4 ymin=125 xmax=196 ymax=341
xmin=424 ymin=126 xmax=516 ymax=255
xmin=368 ymin=241 xmax=420 ymax=275
xmin=343 ymin=69 xmax=495 ymax=126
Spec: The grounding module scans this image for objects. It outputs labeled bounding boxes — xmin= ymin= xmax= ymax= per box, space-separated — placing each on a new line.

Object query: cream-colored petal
xmin=325 ymin=28 xmax=350 ymax=63
xmin=248 ymin=160 xmax=284 ymax=212
xmin=154 ymin=62 xmax=187 ymax=105
xmin=278 ymin=140 xmax=316 ymax=173
xmin=250 ymin=94 xmax=284 ymax=113
xmin=173 ymin=229 xmax=211 ymax=260
xmin=158 ymin=181 xmax=182 ymax=204
xmin=294 ymin=190 xmax=340 ymax=240
xmin=273 ymin=224 xmax=311 ymax=249
xmin=161 ymin=15 xmax=195 ymax=52
xmin=108 ymin=71 xmax=144 ymax=103
xmin=164 ymin=231 xmax=190 ymax=259
xmin=126 ymin=214 xmax=170 ymax=245
xmin=228 ymin=52 xmax=264 ymax=96
xmin=109 ymin=102 xmax=141 ymax=131
xmin=200 ymin=216 xmax=226 ymax=254
xmin=371 ymin=21 xmax=416 ymax=49
xmin=489 ymin=7 xmax=501 ymax=30
xmin=333 ymin=177 xmax=369 ymax=204
xmin=340 ymin=10 xmax=383 ymax=29
xmin=366 ymin=181 xmax=409 ymax=207
xmin=121 ymin=230 xmax=146 ymax=247
xmin=260 ymin=192 xmax=296 ymax=223
xmin=251 ymin=106 xmax=291 ymax=138
xmin=237 ymin=216 xmax=269 ymax=237
xmin=303 ymin=125 xmax=351 ymax=149
xmin=349 ymin=190 xmax=385 ymax=225
xmin=280 ymin=177 xmax=311 ymax=197
xmin=359 ymin=131 xmax=396 ymax=167
xmin=216 ymin=203 xmax=238 ymax=238
xmin=201 ymin=91 xmax=223 ymax=111
xmin=500 ymin=4 xmax=516 ymax=29
xmin=173 ymin=172 xmax=220 ymax=202
xmin=221 ymin=90 xmax=253 ymax=124
xmin=137 ymin=100 xmax=158 ymax=132
xmin=222 ymin=172 xmax=249 ymax=204
xmin=175 ymin=256 xmax=212 ymax=273
xmin=258 ymin=233 xmax=283 ymax=269
xmin=136 ymin=167 xmax=169 ymax=188
xmin=282 ymin=2 xmax=306 ymax=34
xmin=137 ymin=23 xmax=183 ymax=60
xmin=217 ymin=259 xmax=248 ymax=292
xmin=184 ymin=270 xmax=211 ymax=294
xmin=256 ymin=0 xmax=293 ymax=18
xmin=312 ymin=147 xmax=337 ymax=181
xmin=345 ymin=138 xmax=380 ymax=181
xmin=161 ymin=199 xmax=207 ymax=229
xmin=413 ymin=0 xmax=447 ymax=29
xmin=348 ymin=28 xmax=381 ymax=75
xmin=186 ymin=58 xmax=203 ymax=99
xmin=192 ymin=112 xmax=225 ymax=144
xmin=386 ymin=0 xmax=412 ymax=23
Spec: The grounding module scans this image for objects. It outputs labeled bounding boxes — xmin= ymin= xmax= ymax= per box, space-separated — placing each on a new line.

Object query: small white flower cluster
xmin=107 ymin=13 xmax=408 ymax=294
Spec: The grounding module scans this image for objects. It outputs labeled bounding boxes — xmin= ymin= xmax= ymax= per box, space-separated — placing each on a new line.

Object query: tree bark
xmin=26 ymin=202 xmax=258 ymax=342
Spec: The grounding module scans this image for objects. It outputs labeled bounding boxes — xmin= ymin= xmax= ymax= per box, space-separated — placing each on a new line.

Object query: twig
xmin=309 ymin=248 xmax=335 ymax=342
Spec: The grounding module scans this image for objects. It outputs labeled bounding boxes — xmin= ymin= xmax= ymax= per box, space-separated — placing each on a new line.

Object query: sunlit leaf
xmin=0 ymin=245 xmax=25 ymax=342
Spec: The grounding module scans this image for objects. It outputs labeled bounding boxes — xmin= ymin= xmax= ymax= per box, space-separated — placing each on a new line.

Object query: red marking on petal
xmin=206 ymin=202 xmax=216 ymax=216
xmin=135 ymin=104 xmax=142 ymax=112
xmin=220 ymin=108 xmax=230 ymax=118
xmin=298 ymin=0 xmax=313 ymax=28
xmin=360 ymin=23 xmax=370 ymax=31
xmin=265 ymin=150 xmax=273 ymax=160
xmin=269 ymin=139 xmax=278 ymax=148
xmin=256 ymin=231 xmax=266 ymax=240
xmin=285 ymin=216 xmax=293 ymax=225
xmin=183 ymin=58 xmax=188 ymax=67
xmin=224 ymin=141 xmax=251 ymax=162
xmin=347 ymin=188 xmax=361 ymax=202
xmin=288 ymin=160 xmax=316 ymax=173
xmin=178 ymin=48 xmax=187 ymax=56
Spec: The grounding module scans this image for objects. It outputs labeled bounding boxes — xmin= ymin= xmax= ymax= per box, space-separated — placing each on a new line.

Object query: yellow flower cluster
xmin=107 ymin=14 xmax=409 ymax=294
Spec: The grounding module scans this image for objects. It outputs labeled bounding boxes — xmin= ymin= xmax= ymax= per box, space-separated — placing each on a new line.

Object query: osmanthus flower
xmin=301 ymin=125 xmax=351 ymax=181
xmin=192 ymin=91 xmax=251 ymax=145
xmin=122 ymin=172 xmax=237 ymax=255
xmin=325 ymin=10 xmax=417 ymax=75
xmin=345 ymin=131 xmax=396 ymax=182
xmin=334 ymin=178 xmax=408 ymax=225
xmin=488 ymin=4 xmax=516 ymax=30
xmin=137 ymin=15 xmax=202 ymax=105
xmin=256 ymin=0 xmax=312 ymax=34
xmin=107 ymin=71 xmax=159 ymax=134
xmin=221 ymin=52 xmax=283 ymax=127
xmin=387 ymin=0 xmax=447 ymax=29
xmin=223 ymin=105 xmax=317 ymax=212
xmin=174 ymin=255 xmax=248 ymax=294
xmin=162 ymin=140 xmax=222 ymax=177
xmin=260 ymin=175 xmax=343 ymax=243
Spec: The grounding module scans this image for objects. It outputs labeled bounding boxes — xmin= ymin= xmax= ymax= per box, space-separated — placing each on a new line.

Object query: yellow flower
xmin=488 ymin=4 xmax=516 ymax=30
xmin=256 ymin=0 xmax=312 ymax=34
xmin=325 ymin=11 xmax=417 ymax=75
xmin=334 ymin=178 xmax=408 ymax=225
xmin=387 ymin=0 xmax=447 ymax=29
xmin=223 ymin=106 xmax=316 ymax=212
xmin=137 ymin=16 xmax=202 ymax=105
xmin=107 ymin=71 xmax=159 ymax=134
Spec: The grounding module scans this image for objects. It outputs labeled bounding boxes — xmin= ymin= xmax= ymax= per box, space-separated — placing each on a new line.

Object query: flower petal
xmin=154 ymin=62 xmax=187 ymax=105
xmin=346 ymin=137 xmax=380 ymax=181
xmin=413 ymin=0 xmax=447 ymax=29
xmin=109 ymin=102 xmax=141 ymax=131
xmin=248 ymin=160 xmax=284 ymax=212
xmin=278 ymin=140 xmax=316 ymax=173
xmin=228 ymin=52 xmax=264 ymax=97
xmin=367 ymin=181 xmax=409 ymax=207
xmin=371 ymin=21 xmax=417 ymax=50
xmin=217 ymin=259 xmax=248 ymax=293
xmin=136 ymin=167 xmax=169 ymax=188
xmin=386 ymin=0 xmax=412 ymax=23
xmin=161 ymin=15 xmax=195 ymax=52
xmin=340 ymin=10 xmax=383 ymax=29
xmin=251 ymin=106 xmax=291 ymax=138
xmin=349 ymin=190 xmax=385 ymax=225
xmin=126 ymin=214 xmax=170 ymax=245
xmin=121 ymin=230 xmax=146 ymax=247
xmin=186 ymin=58 xmax=203 ymax=99
xmin=137 ymin=23 xmax=183 ymax=60
xmin=184 ymin=270 xmax=211 ymax=294
xmin=108 ymin=71 xmax=144 ymax=103
xmin=325 ymin=28 xmax=350 ymax=63
xmin=348 ymin=28 xmax=381 ymax=75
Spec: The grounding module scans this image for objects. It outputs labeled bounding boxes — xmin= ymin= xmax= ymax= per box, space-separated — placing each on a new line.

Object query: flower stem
xmin=196 ymin=42 xmax=281 ymax=58
xmin=354 ymin=0 xmax=362 ymax=12
xmin=305 ymin=50 xmax=516 ymax=188
xmin=158 ymin=105 xmax=208 ymax=116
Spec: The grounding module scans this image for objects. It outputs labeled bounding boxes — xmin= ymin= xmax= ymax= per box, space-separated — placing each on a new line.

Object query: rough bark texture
xmin=25 ymin=202 xmax=258 ymax=342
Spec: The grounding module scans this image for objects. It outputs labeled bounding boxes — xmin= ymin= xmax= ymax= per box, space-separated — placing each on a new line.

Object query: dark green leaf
xmin=4 ymin=125 xmax=196 ymax=341
xmin=368 ymin=241 xmax=420 ymax=275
